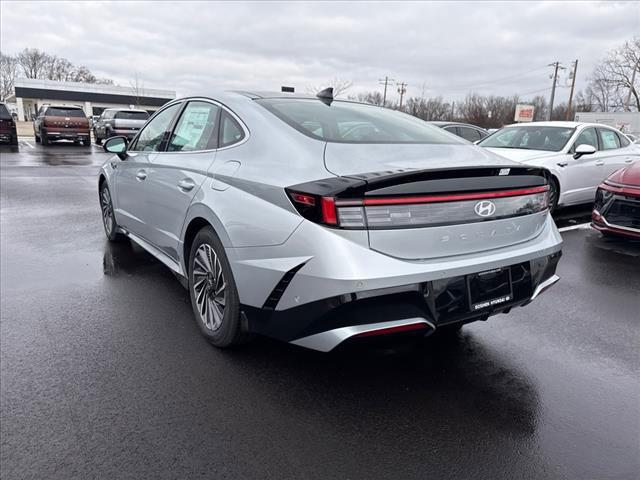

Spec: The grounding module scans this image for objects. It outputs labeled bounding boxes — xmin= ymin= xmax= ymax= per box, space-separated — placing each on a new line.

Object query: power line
xmin=429 ymin=65 xmax=550 ymax=92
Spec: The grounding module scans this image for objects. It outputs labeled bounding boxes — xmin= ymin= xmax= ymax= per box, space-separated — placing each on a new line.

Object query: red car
xmin=592 ymin=161 xmax=640 ymax=239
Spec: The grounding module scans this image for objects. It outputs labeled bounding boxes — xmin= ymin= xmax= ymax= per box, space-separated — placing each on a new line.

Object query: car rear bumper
xmin=45 ymin=130 xmax=90 ymax=141
xmin=230 ymin=213 xmax=563 ymax=351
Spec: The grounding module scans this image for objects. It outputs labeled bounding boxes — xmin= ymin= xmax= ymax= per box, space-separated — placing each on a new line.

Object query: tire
xmin=105 ymin=128 xmax=113 ymax=141
xmin=548 ymin=178 xmax=559 ymax=213
xmin=35 ymin=133 xmax=40 ymax=143
xmin=82 ymin=137 xmax=91 ymax=147
xmin=188 ymin=226 xmax=248 ymax=347
xmin=41 ymin=129 xmax=50 ymax=146
xmin=10 ymin=135 xmax=18 ymax=146
xmin=95 ymin=130 xmax=102 ymax=145
xmin=99 ymin=183 xmax=126 ymax=242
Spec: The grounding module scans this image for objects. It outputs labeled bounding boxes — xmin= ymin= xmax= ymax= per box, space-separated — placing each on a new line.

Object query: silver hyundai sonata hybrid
xmin=98 ymin=90 xmax=562 ymax=351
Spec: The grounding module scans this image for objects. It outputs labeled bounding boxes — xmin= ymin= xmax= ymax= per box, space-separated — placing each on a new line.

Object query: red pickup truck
xmin=34 ymin=105 xmax=90 ymax=146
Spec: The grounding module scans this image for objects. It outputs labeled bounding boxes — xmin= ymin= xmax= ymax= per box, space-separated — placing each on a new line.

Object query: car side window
xmin=130 ymin=103 xmax=181 ymax=152
xmin=573 ymin=127 xmax=598 ymax=151
xmin=618 ymin=133 xmax=630 ymax=147
xmin=458 ymin=126 xmax=481 ymax=142
xmin=598 ymin=128 xmax=621 ymax=150
xmin=219 ymin=111 xmax=246 ymax=148
xmin=167 ymin=101 xmax=220 ymax=152
xmin=443 ymin=126 xmax=458 ymax=136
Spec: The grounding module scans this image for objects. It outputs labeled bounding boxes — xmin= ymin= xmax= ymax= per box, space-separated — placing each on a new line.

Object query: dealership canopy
xmin=7 ymin=78 xmax=176 ymax=121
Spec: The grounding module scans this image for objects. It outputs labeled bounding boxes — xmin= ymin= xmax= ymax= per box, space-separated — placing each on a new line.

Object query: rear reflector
xmin=354 ymin=322 xmax=430 ymax=338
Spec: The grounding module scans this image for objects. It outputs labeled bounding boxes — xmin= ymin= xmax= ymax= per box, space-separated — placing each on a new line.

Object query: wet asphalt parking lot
xmin=1 ymin=140 xmax=639 ymax=480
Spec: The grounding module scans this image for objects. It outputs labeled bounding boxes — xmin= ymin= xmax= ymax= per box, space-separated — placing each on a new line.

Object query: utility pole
xmin=378 ymin=76 xmax=395 ymax=107
xmin=624 ymin=59 xmax=638 ymax=111
xmin=397 ymin=81 xmax=407 ymax=110
xmin=566 ymin=59 xmax=578 ymax=120
xmin=548 ymin=61 xmax=565 ymax=121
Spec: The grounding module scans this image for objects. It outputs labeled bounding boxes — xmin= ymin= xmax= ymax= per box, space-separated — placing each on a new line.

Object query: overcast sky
xmin=1 ymin=1 xmax=638 ymax=103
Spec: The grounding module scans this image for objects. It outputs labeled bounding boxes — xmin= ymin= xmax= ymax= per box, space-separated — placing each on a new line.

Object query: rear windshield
xmin=479 ymin=126 xmax=575 ymax=152
xmin=0 ymin=104 xmax=11 ymax=120
xmin=257 ymin=98 xmax=462 ymax=144
xmin=46 ymin=107 xmax=85 ymax=118
xmin=115 ymin=111 xmax=149 ymax=120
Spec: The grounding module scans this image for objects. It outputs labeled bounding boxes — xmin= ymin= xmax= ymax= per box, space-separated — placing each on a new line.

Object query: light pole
xmin=566 ymin=60 xmax=578 ymax=120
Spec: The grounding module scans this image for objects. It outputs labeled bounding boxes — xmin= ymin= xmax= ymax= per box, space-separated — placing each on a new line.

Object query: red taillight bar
xmin=359 ymin=185 xmax=549 ymax=206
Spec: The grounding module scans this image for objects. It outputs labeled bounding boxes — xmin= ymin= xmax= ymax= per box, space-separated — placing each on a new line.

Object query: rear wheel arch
xmin=181 ymin=208 xmax=232 ymax=274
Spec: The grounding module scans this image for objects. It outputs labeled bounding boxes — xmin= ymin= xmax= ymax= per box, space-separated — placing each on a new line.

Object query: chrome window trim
xmin=157 ymin=97 xmax=250 ymax=155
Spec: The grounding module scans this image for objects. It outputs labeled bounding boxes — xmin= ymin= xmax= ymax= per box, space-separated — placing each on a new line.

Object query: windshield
xmin=46 ymin=107 xmax=85 ymax=118
xmin=479 ymin=126 xmax=575 ymax=152
xmin=257 ymin=98 xmax=462 ymax=144
xmin=115 ymin=111 xmax=149 ymax=120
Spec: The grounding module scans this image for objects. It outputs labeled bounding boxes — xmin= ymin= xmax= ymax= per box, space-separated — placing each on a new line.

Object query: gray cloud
xmin=1 ymin=0 xmax=638 ymax=103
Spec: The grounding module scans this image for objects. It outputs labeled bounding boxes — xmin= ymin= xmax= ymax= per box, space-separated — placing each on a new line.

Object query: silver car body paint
xmin=99 ymin=91 xmax=563 ymax=350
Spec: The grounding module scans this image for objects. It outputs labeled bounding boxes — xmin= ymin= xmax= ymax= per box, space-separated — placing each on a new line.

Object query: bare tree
xmin=349 ymin=90 xmax=384 ymax=106
xmin=587 ymin=37 xmax=640 ymax=111
xmin=17 ymin=48 xmax=49 ymax=79
xmin=0 ymin=52 xmax=18 ymax=101
xmin=130 ymin=73 xmax=146 ymax=106
xmin=44 ymin=55 xmax=74 ymax=81
xmin=306 ymin=78 xmax=353 ymax=98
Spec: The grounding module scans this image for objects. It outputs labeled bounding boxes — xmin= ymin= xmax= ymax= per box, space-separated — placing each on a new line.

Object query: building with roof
xmin=7 ymin=78 xmax=176 ymax=121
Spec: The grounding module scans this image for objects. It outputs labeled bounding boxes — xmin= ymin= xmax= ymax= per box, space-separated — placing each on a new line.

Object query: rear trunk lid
xmin=113 ymin=118 xmax=147 ymax=130
xmin=294 ymin=144 xmax=551 ymax=260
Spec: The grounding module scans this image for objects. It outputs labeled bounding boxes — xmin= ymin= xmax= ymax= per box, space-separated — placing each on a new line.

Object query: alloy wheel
xmin=192 ymin=244 xmax=226 ymax=331
xmin=100 ymin=187 xmax=114 ymax=236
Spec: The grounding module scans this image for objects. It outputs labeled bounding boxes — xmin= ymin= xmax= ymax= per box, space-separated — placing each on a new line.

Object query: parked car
xmin=478 ymin=121 xmax=640 ymax=211
xmin=98 ymin=91 xmax=562 ymax=351
xmin=592 ymin=161 xmax=640 ymax=239
xmin=0 ymin=102 xmax=18 ymax=145
xmin=427 ymin=121 xmax=489 ymax=142
xmin=33 ymin=105 xmax=90 ymax=146
xmin=93 ymin=108 xmax=149 ymax=145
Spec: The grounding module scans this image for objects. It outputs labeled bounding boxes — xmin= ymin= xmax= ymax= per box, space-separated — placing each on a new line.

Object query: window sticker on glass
xmin=600 ymin=130 xmax=619 ymax=150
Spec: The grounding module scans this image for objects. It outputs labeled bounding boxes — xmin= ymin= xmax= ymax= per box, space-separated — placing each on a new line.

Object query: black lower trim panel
xmin=242 ymin=251 xmax=561 ymax=343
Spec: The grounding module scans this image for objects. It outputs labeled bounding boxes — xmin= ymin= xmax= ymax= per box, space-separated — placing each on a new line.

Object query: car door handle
xmin=625 ymin=158 xmax=634 ymax=163
xmin=136 ymin=170 xmax=147 ymax=181
xmin=178 ymin=178 xmax=195 ymax=191
xmin=595 ymin=161 xmax=605 ymax=166
xmin=557 ymin=161 xmax=568 ymax=167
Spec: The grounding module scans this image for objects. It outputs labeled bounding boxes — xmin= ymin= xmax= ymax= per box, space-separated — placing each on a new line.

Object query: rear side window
xmin=458 ymin=126 xmax=483 ymax=142
xmin=167 ymin=101 xmax=220 ymax=152
xmin=598 ymin=129 xmax=621 ymax=150
xmin=115 ymin=111 xmax=149 ymax=120
xmin=257 ymin=98 xmax=460 ymax=144
xmin=219 ymin=111 xmax=245 ymax=147
xmin=618 ymin=133 xmax=630 ymax=147
xmin=46 ymin=107 xmax=85 ymax=117
xmin=0 ymin=105 xmax=11 ymax=120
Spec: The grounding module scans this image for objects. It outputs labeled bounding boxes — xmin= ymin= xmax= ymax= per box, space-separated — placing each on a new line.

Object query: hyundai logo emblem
xmin=474 ymin=200 xmax=496 ymax=217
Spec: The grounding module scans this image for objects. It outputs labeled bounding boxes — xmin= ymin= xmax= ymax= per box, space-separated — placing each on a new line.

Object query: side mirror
xmin=104 ymin=136 xmax=128 ymax=159
xmin=573 ymin=144 xmax=596 ymax=160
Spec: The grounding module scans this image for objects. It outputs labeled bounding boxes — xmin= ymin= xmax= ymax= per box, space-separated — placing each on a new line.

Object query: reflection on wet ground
xmin=1 ymin=139 xmax=638 ymax=479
